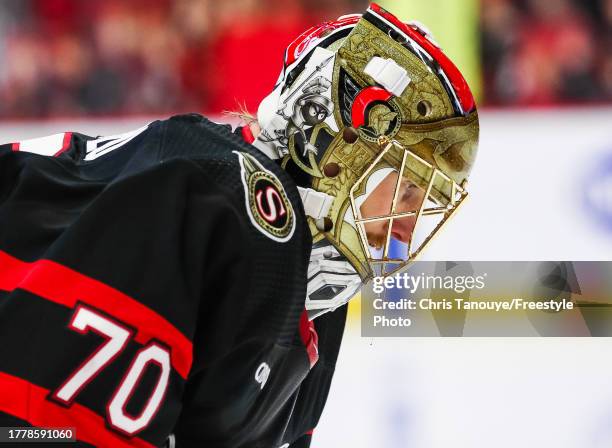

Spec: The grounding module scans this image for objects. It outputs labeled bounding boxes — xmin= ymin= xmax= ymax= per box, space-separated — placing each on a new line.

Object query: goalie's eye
xmin=308 ymin=106 xmax=318 ymax=117
xmin=399 ymin=181 xmax=419 ymax=204
xmin=317 ymin=112 xmax=326 ymax=120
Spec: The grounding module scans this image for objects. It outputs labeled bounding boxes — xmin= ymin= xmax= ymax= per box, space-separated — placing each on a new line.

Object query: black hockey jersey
xmin=0 ymin=114 xmax=342 ymax=447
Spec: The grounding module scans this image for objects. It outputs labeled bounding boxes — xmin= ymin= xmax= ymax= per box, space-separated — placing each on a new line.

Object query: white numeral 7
xmin=52 ymin=305 xmax=131 ymax=404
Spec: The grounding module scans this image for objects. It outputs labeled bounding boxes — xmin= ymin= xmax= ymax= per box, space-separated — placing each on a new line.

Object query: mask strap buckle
xmin=298 ymin=187 xmax=334 ymax=219
xmin=364 ymin=56 xmax=411 ymax=96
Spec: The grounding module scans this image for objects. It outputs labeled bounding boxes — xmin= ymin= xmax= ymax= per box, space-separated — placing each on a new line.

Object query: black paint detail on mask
xmin=282 ymin=125 xmax=336 ymax=188
xmin=282 ymin=28 xmax=353 ymax=94
xmin=339 ymin=69 xmax=362 ymax=126
xmin=310 ymin=284 xmax=347 ymax=301
xmin=311 ymin=127 xmax=334 ymax=167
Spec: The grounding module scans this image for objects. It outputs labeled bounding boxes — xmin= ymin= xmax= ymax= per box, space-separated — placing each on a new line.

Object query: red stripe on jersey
xmin=299 ymin=311 xmax=318 ymax=367
xmin=11 ymin=142 xmax=20 ymax=152
xmin=0 ymin=371 xmax=155 ymax=448
xmin=0 ymin=251 xmax=192 ymax=379
xmin=54 ymin=132 xmax=73 ymax=157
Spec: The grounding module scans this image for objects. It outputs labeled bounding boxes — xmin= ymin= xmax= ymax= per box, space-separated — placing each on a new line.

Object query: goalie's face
xmin=348 ymin=140 xmax=470 ymax=278
xmin=360 ymin=173 xmax=425 ymax=249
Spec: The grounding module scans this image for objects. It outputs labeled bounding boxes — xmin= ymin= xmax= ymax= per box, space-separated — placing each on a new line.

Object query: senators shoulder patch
xmin=234 ymin=151 xmax=296 ymax=242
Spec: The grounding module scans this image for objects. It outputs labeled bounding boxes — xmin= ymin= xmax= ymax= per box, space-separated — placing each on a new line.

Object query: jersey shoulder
xmin=159 ymin=113 xmax=307 ymax=244
xmin=0 ymin=132 xmax=76 ymax=157
xmin=0 ymin=113 xmax=308 ymax=246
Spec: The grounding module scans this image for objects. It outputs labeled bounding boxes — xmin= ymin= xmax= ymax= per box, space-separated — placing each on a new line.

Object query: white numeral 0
xmin=108 ymin=343 xmax=171 ymax=435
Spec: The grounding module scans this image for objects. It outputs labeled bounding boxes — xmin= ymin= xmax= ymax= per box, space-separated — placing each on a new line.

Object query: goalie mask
xmin=254 ymin=4 xmax=479 ymax=315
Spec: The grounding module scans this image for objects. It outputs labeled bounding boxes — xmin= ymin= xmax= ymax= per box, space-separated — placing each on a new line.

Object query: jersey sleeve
xmin=158 ymin=116 xmax=316 ymax=447
xmin=281 ymin=304 xmax=348 ymax=447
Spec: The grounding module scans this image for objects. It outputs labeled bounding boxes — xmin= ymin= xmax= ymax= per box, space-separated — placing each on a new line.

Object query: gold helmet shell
xmin=254 ymin=3 xmax=479 ymax=280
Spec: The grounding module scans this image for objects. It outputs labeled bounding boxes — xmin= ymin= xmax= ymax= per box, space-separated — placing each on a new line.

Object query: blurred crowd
xmin=0 ymin=0 xmax=611 ymax=119
xmin=0 ymin=0 xmax=366 ymax=118
xmin=481 ymin=0 xmax=612 ymax=105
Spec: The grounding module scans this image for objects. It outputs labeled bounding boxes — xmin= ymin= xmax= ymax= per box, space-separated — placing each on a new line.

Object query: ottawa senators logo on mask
xmin=234 ymin=151 xmax=296 ymax=242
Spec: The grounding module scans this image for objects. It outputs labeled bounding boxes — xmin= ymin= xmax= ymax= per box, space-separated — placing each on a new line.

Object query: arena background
xmin=1 ymin=0 xmax=612 ymax=446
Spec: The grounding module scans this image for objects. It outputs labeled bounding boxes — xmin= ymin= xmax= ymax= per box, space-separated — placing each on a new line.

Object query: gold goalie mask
xmin=254 ymin=3 xmax=479 ymax=289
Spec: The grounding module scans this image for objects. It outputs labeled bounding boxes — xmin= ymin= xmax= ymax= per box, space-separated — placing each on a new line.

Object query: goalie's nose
xmin=391 ymin=216 xmax=416 ymax=244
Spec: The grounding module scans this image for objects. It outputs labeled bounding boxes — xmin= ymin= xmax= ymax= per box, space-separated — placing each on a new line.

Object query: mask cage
xmin=349 ymin=139 xmax=468 ymax=278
